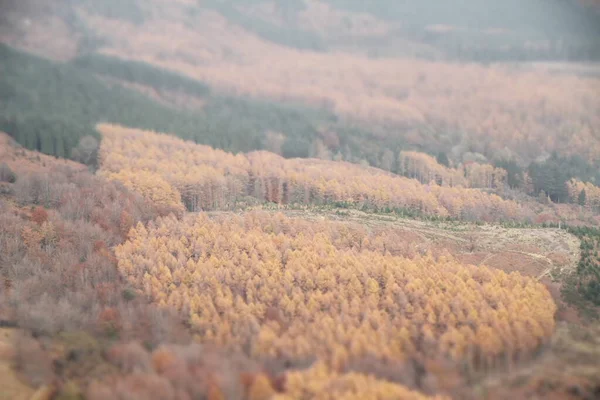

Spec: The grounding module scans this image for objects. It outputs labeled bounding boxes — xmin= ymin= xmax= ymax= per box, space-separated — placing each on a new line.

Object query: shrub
xmin=0 ymin=162 xmax=16 ymax=183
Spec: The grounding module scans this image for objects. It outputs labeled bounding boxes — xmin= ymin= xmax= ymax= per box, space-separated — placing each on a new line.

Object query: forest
xmin=1 ymin=131 xmax=598 ymax=399
xmin=2 ymin=25 xmax=600 ymax=201
xmin=322 ymin=0 xmax=600 ymax=61
xmin=97 ymin=124 xmax=600 ymax=225
xmin=1 ymin=0 xmax=600 ymax=399
xmin=2 ymin=1 xmax=600 ymax=167
xmin=118 ymin=212 xmax=556 ymax=365
xmin=0 ymin=44 xmax=333 ymax=158
xmin=80 ymin=0 xmax=600 ymax=163
xmin=566 ymin=226 xmax=600 ymax=306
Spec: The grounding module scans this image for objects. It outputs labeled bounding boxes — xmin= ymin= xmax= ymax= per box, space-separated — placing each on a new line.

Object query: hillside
xmin=277 ymin=209 xmax=581 ymax=321
xmin=84 ymin=5 xmax=600 ymax=165
xmin=95 ymin=123 xmax=591 ymax=321
xmin=1 ymin=1 xmax=600 ymax=399
xmin=1 ymin=0 xmax=599 ymax=170
xmin=97 ymin=124 xmax=600 ymax=226
xmin=2 ymin=131 xmax=600 ymax=398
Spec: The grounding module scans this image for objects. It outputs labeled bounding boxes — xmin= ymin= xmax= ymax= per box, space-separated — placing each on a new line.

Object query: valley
xmin=0 ymin=0 xmax=599 ymax=399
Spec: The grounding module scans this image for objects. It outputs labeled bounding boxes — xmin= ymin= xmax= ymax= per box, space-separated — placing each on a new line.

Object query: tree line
xmin=3 ymin=43 xmax=600 ymax=208
xmin=98 ymin=125 xmax=533 ymax=223
xmin=566 ymin=226 xmax=600 ymax=306
xmin=98 ymin=124 xmax=600 ymax=227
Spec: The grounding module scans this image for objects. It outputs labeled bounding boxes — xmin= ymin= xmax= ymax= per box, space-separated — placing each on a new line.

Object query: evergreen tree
xmin=436 ymin=151 xmax=450 ymax=167
xmin=578 ymin=189 xmax=587 ymax=206
xmin=528 ymin=155 xmax=570 ymax=203
xmin=494 ymin=159 xmax=523 ymax=189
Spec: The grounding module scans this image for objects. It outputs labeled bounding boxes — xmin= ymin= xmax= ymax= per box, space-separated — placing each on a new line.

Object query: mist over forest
xmin=1 ymin=1 xmax=600 ymax=399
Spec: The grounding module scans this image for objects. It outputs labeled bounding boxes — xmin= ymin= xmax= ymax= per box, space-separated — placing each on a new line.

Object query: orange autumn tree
xmin=98 ymin=124 xmax=533 ymax=222
xmin=116 ymin=212 xmax=556 ymax=378
xmin=567 ymin=179 xmax=600 ymax=212
xmin=102 ymin=169 xmax=185 ymax=217
xmin=464 ymin=163 xmax=508 ymax=190
xmin=84 ymin=5 xmax=600 ymax=163
xmin=273 ymin=363 xmax=446 ymax=400
xmin=398 ymin=151 xmax=467 ymax=187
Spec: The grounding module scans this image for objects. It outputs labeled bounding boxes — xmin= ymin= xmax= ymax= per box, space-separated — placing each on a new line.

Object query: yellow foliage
xmin=248 ymin=374 xmax=276 ymax=400
xmin=464 ymin=163 xmax=507 ymax=190
xmin=86 ymin=6 xmax=600 ymax=162
xmin=281 ymin=363 xmax=446 ymax=400
xmin=116 ymin=212 xmax=556 ymax=367
xmin=102 ymin=168 xmax=185 ymax=216
xmin=98 ymin=124 xmax=528 ymax=221
xmin=398 ymin=151 xmax=466 ymax=187
xmin=567 ymin=179 xmax=600 ymax=211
